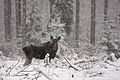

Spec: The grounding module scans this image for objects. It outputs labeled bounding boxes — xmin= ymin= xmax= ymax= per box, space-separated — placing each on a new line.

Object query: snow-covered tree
xmin=24 ymin=0 xmax=43 ymax=45
xmin=54 ymin=0 xmax=74 ymax=35
xmin=99 ymin=21 xmax=120 ymax=61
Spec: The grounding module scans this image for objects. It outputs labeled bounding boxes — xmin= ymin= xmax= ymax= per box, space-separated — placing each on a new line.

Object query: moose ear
xmin=50 ymin=35 xmax=54 ymax=40
xmin=57 ymin=36 xmax=61 ymax=41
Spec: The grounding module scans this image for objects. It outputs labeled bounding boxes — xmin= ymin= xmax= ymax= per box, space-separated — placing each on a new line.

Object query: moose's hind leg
xmin=23 ymin=47 xmax=33 ymax=66
xmin=23 ymin=52 xmax=33 ymax=66
xmin=23 ymin=57 xmax=32 ymax=66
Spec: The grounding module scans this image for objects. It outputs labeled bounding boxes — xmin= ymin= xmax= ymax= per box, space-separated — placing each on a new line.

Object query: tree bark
xmin=90 ymin=0 xmax=96 ymax=46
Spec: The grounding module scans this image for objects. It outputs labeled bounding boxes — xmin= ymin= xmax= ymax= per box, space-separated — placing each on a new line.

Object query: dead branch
xmin=34 ymin=72 xmax=41 ymax=80
xmin=15 ymin=73 xmax=29 ymax=76
xmin=15 ymin=64 xmax=31 ymax=76
xmin=54 ymin=58 xmax=67 ymax=65
xmin=38 ymin=70 xmax=53 ymax=80
xmin=73 ymin=59 xmax=99 ymax=65
xmin=6 ymin=61 xmax=19 ymax=76
xmin=52 ymin=73 xmax=59 ymax=78
xmin=22 ymin=70 xmax=34 ymax=72
xmin=89 ymin=72 xmax=103 ymax=77
xmin=64 ymin=57 xmax=82 ymax=71
xmin=104 ymin=60 xmax=117 ymax=67
xmin=33 ymin=67 xmax=53 ymax=80
xmin=83 ymin=71 xmax=87 ymax=80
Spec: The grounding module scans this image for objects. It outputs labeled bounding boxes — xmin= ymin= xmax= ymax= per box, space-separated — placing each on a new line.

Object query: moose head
xmin=49 ymin=35 xmax=61 ymax=51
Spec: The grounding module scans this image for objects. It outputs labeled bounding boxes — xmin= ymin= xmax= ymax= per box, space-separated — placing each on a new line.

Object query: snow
xmin=0 ymin=56 xmax=120 ymax=80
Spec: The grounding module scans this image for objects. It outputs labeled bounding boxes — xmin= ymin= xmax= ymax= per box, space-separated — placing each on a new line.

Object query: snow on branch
xmin=64 ymin=57 xmax=82 ymax=71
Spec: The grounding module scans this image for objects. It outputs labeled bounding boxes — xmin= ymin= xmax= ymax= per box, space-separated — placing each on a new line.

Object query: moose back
xmin=22 ymin=35 xmax=61 ymax=66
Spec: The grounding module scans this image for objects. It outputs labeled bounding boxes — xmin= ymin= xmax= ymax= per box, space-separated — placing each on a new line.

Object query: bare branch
xmin=6 ymin=61 xmax=19 ymax=76
xmin=37 ymin=70 xmax=53 ymax=80
xmin=54 ymin=58 xmax=68 ymax=66
xmin=73 ymin=59 xmax=99 ymax=65
xmin=64 ymin=57 xmax=82 ymax=71
xmin=104 ymin=60 xmax=117 ymax=67
xmin=15 ymin=64 xmax=31 ymax=75
xmin=15 ymin=73 xmax=29 ymax=76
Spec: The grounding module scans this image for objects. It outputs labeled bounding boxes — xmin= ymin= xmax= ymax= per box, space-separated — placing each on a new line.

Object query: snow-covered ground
xmin=0 ymin=56 xmax=120 ymax=80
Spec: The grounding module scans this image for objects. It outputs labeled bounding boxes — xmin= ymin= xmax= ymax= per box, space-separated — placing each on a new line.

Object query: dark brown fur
xmin=22 ymin=35 xmax=61 ymax=66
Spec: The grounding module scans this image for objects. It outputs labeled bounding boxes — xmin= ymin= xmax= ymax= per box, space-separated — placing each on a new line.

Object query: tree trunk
xmin=4 ymin=0 xmax=12 ymax=42
xmin=103 ymin=0 xmax=111 ymax=40
xmin=104 ymin=0 xmax=108 ymax=23
xmin=90 ymin=0 xmax=96 ymax=46
xmin=114 ymin=0 xmax=120 ymax=39
xmin=49 ymin=0 xmax=52 ymax=18
xmin=22 ymin=0 xmax=26 ymax=46
xmin=49 ymin=0 xmax=54 ymax=25
xmin=15 ymin=0 xmax=22 ymax=38
xmin=22 ymin=0 xmax=26 ymax=29
xmin=75 ymin=0 xmax=80 ymax=48
xmin=117 ymin=0 xmax=120 ymax=29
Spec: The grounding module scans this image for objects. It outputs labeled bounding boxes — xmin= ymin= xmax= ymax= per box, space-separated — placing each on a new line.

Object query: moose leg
xmin=49 ymin=57 xmax=52 ymax=63
xmin=23 ymin=45 xmax=34 ymax=66
xmin=24 ymin=57 xmax=32 ymax=66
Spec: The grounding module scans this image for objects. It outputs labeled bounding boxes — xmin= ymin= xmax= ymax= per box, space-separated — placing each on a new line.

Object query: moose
xmin=22 ymin=35 xmax=61 ymax=66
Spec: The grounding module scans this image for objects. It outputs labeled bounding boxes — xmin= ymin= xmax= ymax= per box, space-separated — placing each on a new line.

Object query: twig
xmin=15 ymin=64 xmax=31 ymax=75
xmin=64 ymin=57 xmax=81 ymax=71
xmin=15 ymin=73 xmax=29 ymax=76
xmin=52 ymin=73 xmax=59 ymax=78
xmin=34 ymin=72 xmax=41 ymax=80
xmin=89 ymin=72 xmax=103 ymax=77
xmin=83 ymin=71 xmax=87 ymax=80
xmin=105 ymin=60 xmax=116 ymax=67
xmin=6 ymin=61 xmax=19 ymax=76
xmin=22 ymin=70 xmax=34 ymax=72
xmin=54 ymin=58 xmax=68 ymax=66
xmin=38 ymin=70 xmax=53 ymax=80
xmin=73 ymin=59 xmax=99 ymax=65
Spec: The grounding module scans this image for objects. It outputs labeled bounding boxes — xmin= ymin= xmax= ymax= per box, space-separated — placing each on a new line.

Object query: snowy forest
xmin=0 ymin=0 xmax=120 ymax=80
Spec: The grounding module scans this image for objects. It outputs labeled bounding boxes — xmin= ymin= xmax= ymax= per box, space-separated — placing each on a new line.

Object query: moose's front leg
xmin=49 ymin=58 xmax=52 ymax=63
xmin=49 ymin=53 xmax=56 ymax=63
xmin=44 ymin=53 xmax=51 ymax=63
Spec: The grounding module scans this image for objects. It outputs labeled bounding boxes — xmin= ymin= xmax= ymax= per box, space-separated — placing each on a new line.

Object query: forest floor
xmin=0 ymin=56 xmax=120 ymax=80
